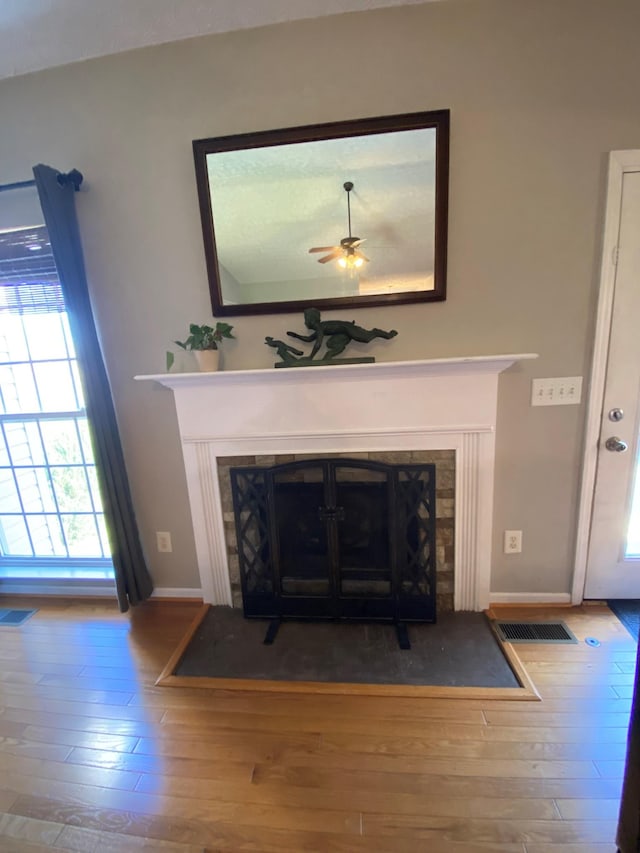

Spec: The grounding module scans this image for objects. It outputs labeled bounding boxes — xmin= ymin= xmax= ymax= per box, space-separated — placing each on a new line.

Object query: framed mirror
xmin=193 ymin=110 xmax=449 ymax=316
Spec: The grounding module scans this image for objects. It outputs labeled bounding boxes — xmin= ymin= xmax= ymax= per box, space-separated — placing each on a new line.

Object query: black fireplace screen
xmin=230 ymin=458 xmax=436 ymax=624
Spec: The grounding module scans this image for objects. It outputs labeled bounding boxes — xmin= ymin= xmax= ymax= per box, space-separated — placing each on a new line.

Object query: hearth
xmin=230 ymin=457 xmax=436 ymax=647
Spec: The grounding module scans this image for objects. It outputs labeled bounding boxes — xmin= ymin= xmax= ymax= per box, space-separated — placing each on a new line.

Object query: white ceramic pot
xmin=194 ymin=349 xmax=220 ymax=372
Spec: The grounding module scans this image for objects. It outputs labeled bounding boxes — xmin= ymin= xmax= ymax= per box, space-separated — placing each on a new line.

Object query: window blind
xmin=0 ymin=226 xmax=65 ymax=314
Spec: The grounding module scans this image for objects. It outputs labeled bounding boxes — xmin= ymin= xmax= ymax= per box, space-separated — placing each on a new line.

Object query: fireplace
xmin=136 ymin=353 xmax=536 ymax=610
xmin=227 ymin=456 xmax=438 ymax=645
xmin=219 ymin=450 xmax=454 ymax=609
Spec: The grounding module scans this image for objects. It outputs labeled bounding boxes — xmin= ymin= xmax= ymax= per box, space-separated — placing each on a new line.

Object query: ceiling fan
xmin=309 ymin=181 xmax=369 ymax=269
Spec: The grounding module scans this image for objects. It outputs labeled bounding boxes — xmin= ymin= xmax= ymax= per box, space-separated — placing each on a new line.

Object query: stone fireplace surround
xmin=137 ymin=354 xmax=536 ymax=610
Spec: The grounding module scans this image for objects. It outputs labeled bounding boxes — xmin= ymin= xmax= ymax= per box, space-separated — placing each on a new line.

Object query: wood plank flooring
xmin=0 ymin=597 xmax=634 ymax=851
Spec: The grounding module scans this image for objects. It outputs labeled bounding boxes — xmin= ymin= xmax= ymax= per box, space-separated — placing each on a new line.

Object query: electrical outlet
xmin=504 ymin=530 xmax=522 ymax=554
xmin=156 ymin=531 xmax=172 ymax=553
xmin=531 ymin=377 xmax=583 ymax=406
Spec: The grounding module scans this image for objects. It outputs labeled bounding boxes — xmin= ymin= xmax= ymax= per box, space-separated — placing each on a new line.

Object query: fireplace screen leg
xmin=396 ymin=622 xmax=411 ymax=650
xmin=263 ymin=618 xmax=281 ymax=645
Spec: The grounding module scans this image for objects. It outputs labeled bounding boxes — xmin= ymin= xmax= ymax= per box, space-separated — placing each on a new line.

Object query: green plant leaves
xmin=167 ymin=322 xmax=235 ymax=371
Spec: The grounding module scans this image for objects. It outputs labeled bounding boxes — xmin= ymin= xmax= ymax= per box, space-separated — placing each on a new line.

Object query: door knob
xmin=605 ymin=436 xmax=628 ymax=452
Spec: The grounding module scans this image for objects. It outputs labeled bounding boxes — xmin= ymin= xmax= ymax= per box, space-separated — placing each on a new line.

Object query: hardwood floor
xmin=0 ymin=598 xmax=634 ymax=852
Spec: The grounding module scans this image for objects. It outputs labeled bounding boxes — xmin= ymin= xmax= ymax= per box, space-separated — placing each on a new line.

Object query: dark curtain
xmin=33 ymin=164 xmax=153 ymax=611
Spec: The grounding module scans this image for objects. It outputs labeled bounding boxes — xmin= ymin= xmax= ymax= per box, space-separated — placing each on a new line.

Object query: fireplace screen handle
xmin=318 ymin=505 xmax=345 ymax=522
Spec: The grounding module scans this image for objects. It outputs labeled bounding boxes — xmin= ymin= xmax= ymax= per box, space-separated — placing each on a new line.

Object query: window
xmin=0 ymin=224 xmax=113 ymax=580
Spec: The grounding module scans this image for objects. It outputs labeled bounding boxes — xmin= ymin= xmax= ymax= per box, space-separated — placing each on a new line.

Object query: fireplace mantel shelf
xmin=136 ymin=353 xmax=538 ymax=610
xmin=135 ymin=353 xmax=538 ymax=389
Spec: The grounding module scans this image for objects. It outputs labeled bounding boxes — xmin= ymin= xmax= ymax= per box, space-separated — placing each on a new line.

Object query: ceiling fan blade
xmin=318 ymin=250 xmax=343 ymax=264
xmin=309 ymin=246 xmax=339 ymax=253
xmin=356 ymin=252 xmax=370 ymax=263
xmin=352 ymin=238 xmax=367 ymax=247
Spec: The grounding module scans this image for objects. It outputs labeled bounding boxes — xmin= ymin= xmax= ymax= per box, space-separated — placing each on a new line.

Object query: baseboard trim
xmin=490 ymin=593 xmax=572 ymax=605
xmin=151 ymin=587 xmax=203 ymax=600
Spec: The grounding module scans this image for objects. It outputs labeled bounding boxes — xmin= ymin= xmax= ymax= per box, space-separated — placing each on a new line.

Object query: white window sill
xmin=0 ymin=562 xmax=114 ymax=581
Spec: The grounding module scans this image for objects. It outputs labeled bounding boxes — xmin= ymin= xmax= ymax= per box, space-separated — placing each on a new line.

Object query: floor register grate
xmin=494 ymin=621 xmax=578 ymax=644
xmin=0 ymin=609 xmax=37 ymax=626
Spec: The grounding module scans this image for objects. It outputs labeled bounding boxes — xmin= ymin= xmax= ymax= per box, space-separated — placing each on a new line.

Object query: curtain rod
xmin=0 ymin=170 xmax=83 ymax=194
xmin=0 ymin=179 xmax=36 ymax=194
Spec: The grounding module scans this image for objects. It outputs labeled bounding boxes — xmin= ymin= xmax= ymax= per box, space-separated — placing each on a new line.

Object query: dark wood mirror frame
xmin=193 ymin=110 xmax=450 ymax=317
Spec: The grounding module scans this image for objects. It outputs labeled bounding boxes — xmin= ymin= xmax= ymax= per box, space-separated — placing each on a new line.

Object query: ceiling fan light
xmin=310 ymin=180 xmax=368 ymax=272
xmin=338 ymin=251 xmax=363 ymax=273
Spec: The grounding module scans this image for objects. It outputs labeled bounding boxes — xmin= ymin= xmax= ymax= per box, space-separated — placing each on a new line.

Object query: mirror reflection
xmin=193 ymin=111 xmax=449 ymax=316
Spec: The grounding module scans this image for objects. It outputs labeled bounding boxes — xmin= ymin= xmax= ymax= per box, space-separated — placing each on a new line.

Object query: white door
xmin=584 ymin=165 xmax=640 ymax=599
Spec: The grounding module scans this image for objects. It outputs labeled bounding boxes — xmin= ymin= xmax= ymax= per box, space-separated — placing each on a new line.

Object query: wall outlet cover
xmin=504 ymin=530 xmax=523 ymax=554
xmin=156 ymin=531 xmax=172 ymax=553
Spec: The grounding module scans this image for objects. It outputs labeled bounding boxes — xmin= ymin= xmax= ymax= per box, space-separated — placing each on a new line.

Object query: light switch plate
xmin=531 ymin=377 xmax=582 ymax=406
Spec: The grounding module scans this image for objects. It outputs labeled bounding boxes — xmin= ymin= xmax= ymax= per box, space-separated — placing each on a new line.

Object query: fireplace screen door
xmin=230 ymin=458 xmax=436 ymax=624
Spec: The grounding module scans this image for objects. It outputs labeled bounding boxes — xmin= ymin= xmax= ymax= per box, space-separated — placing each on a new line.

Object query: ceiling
xmin=0 ymin=0 xmax=431 ymax=81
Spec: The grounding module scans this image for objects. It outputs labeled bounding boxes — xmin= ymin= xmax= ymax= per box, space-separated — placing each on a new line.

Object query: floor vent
xmin=0 ymin=609 xmax=37 ymax=626
xmin=494 ymin=621 xmax=577 ymax=644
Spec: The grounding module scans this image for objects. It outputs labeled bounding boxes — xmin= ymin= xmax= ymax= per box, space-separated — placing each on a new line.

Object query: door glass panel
xmin=334 ymin=465 xmax=391 ymax=597
xmin=272 ymin=464 xmax=330 ymax=596
xmin=625 ymin=444 xmax=640 ymax=556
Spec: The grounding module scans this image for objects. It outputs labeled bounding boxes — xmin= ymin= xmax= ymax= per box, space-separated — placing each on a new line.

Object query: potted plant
xmin=166 ymin=322 xmax=234 ymax=372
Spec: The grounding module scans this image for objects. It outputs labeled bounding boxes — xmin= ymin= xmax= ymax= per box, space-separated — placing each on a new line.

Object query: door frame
xmin=572 ymin=150 xmax=640 ymax=604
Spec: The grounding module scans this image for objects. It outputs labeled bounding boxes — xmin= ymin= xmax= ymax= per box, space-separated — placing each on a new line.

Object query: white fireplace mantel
xmin=136 ymin=354 xmax=537 ymax=610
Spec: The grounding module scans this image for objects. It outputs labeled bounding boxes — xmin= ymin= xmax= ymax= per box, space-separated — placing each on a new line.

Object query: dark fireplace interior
xmin=229 ymin=457 xmax=438 ymax=647
xmin=275 ymin=475 xmax=390 ymax=597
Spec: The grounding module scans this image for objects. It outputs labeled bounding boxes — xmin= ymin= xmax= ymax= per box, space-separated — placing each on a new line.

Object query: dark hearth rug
xmin=174 ymin=607 xmax=520 ymax=688
xmin=608 ymin=599 xmax=640 ymax=642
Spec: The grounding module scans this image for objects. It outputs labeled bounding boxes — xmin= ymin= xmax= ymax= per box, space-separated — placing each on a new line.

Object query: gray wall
xmin=1 ymin=0 xmax=638 ymax=593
